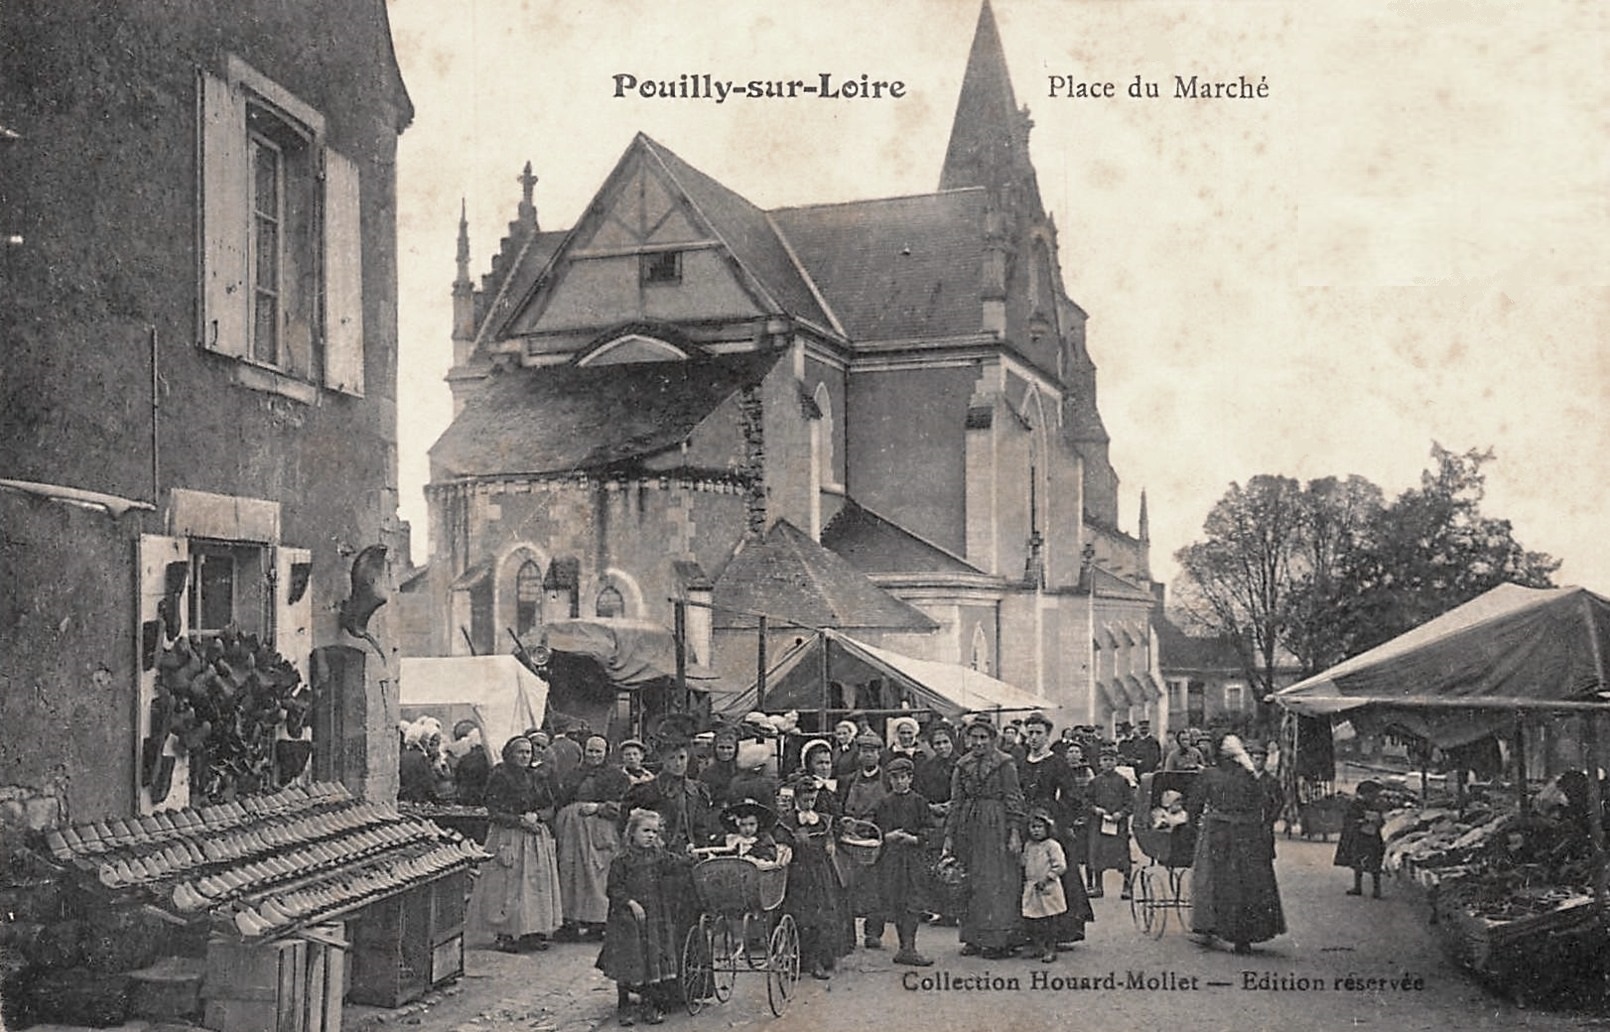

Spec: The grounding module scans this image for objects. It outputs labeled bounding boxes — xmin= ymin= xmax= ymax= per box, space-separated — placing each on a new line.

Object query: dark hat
xmin=1021 ymin=711 xmax=1054 ymax=730
xmin=854 ymin=731 xmax=884 ymax=750
xmin=1137 ymin=720 xmax=1151 ymax=729
xmin=650 ymin=713 xmax=700 ymax=750
xmin=710 ymin=721 xmax=740 ymax=743
xmin=1356 ymin=779 xmax=1382 ymax=796
xmin=1098 ymin=744 xmax=1119 ymax=758
xmin=720 ymin=798 xmax=778 ymax=832
xmin=1026 ymin=807 xmax=1057 ymax=831
xmin=789 ymin=772 xmax=825 ymax=793
xmin=962 ymin=715 xmax=998 ymax=737
xmin=925 ymin=721 xmax=957 ymax=742
xmin=886 ymin=756 xmax=916 ymax=774
xmin=1244 ymin=739 xmax=1269 ymax=755
xmin=618 ymin=738 xmax=648 ymax=754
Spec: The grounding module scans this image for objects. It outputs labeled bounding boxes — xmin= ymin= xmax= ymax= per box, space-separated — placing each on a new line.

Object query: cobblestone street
xmin=340 ymin=837 xmax=1610 ymax=1032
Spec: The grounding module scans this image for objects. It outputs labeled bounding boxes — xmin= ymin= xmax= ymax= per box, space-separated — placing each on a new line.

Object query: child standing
xmin=1021 ymin=809 xmax=1069 ymax=963
xmin=1334 ymin=780 xmax=1386 ymax=899
xmin=776 ymin=773 xmax=852 ymax=980
xmin=873 ymin=756 xmax=934 ymax=966
xmin=596 ymin=810 xmax=689 ymax=1026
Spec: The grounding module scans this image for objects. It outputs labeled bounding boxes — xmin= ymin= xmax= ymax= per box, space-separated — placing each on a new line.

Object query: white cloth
xmin=1022 ymin=838 xmax=1069 ymax=918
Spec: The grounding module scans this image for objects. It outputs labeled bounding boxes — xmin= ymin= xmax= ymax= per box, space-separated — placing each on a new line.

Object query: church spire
xmin=517 ymin=161 xmax=539 ymax=233
xmin=1138 ymin=489 xmax=1150 ymax=542
xmin=452 ymin=199 xmax=476 ymax=363
xmin=939 ymin=0 xmax=1036 ymax=207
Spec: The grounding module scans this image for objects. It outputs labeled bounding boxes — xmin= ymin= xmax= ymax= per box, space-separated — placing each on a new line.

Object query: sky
xmin=385 ymin=0 xmax=1610 ymax=597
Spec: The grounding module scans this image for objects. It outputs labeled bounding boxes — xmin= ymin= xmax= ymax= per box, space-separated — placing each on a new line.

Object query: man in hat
xmin=1129 ymin=720 xmax=1163 ymax=776
xmin=1085 ymin=746 xmax=1134 ymax=898
xmin=840 ymin=731 xmax=890 ymax=948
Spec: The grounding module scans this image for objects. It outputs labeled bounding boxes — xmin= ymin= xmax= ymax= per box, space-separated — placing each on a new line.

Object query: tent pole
xmin=819 ymin=630 xmax=829 ymax=732
xmin=674 ymin=600 xmax=688 ymax=713
xmin=1583 ymin=712 xmax=1608 ymax=927
xmin=1514 ymin=712 xmax=1528 ymax=815
xmin=756 ymin=615 xmax=768 ymax=711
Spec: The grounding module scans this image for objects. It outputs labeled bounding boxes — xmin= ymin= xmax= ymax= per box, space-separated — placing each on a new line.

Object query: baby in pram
xmin=1151 ymin=789 xmax=1189 ymax=831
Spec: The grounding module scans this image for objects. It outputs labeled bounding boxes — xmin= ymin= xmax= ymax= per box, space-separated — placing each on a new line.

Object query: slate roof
xmin=820 ymin=498 xmax=983 ymax=576
xmin=1090 ymin=565 xmax=1158 ymax=603
xmin=640 ymin=136 xmax=838 ymax=335
xmin=1154 ymin=614 xmax=1244 ymax=672
xmin=713 ymin=520 xmax=940 ymax=633
xmin=772 ymin=190 xmax=985 ymax=342
xmin=429 ymin=350 xmax=783 ymax=478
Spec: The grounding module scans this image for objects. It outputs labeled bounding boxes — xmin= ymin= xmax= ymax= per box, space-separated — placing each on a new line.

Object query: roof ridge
xmin=771 ymin=186 xmax=986 ymax=215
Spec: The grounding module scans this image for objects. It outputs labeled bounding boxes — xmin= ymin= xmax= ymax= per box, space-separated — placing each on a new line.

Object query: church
xmin=411 ymin=2 xmax=1162 ymax=733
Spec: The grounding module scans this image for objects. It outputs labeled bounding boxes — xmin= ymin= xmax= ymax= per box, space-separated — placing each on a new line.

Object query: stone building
xmin=0 ymin=1 xmax=413 ymax=827
xmin=412 ymin=2 xmax=1159 ymax=732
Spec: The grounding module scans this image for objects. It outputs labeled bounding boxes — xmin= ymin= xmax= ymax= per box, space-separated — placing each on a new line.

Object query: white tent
xmin=399 ymin=655 xmax=548 ymax=753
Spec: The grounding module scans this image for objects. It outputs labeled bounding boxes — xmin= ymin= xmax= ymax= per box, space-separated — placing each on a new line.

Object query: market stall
xmin=8 ymin=782 xmax=491 ymax=1029
xmin=1272 ymin=583 xmax=1610 ymax=1005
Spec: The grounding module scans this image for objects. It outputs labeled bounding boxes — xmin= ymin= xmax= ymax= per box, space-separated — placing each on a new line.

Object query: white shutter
xmin=199 ymin=70 xmax=248 ymax=357
xmin=323 ymin=148 xmax=365 ymax=395
xmin=138 ymin=534 xmax=192 ymax=814
xmin=274 ymin=546 xmax=314 ymax=676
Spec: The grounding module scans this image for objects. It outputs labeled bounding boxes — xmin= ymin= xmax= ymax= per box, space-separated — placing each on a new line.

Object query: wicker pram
xmin=690 ymin=855 xmax=789 ymax=916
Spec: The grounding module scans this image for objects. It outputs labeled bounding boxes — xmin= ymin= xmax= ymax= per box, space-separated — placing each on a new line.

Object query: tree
xmin=1173 ymin=474 xmax=1307 ymax=699
xmin=1337 ymin=444 xmax=1559 ymax=653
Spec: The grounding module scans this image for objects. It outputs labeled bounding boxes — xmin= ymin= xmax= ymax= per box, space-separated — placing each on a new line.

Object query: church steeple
xmin=939 ymin=0 xmax=1041 ymax=218
xmin=1138 ymin=489 xmax=1150 ymax=543
xmin=451 ymin=199 xmax=476 ymax=365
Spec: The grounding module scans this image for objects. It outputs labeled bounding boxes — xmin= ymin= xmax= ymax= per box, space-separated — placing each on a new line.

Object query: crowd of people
xmin=398 ymin=711 xmax=1289 ymax=1024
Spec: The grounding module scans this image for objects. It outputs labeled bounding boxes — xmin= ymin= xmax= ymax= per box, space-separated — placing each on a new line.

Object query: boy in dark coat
xmin=873 ymin=756 xmax=934 ymax=966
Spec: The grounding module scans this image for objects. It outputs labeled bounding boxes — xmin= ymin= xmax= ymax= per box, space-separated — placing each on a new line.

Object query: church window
xmin=970 ymin=624 xmax=991 ymax=675
xmin=596 ymin=584 xmax=625 ymax=618
xmin=515 ymin=560 xmax=543 ymax=635
xmin=813 ymin=383 xmax=836 ymax=488
xmin=641 ymin=250 xmax=682 ymax=285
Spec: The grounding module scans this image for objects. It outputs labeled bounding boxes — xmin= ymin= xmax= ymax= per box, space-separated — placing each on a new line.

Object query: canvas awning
xmin=720 ymin=630 xmax=1058 ymax=718
xmin=400 ymin=655 xmax=548 ymax=753
xmin=1271 ymin=584 xmax=1610 ymax=747
xmin=535 ymin=617 xmax=720 ymax=689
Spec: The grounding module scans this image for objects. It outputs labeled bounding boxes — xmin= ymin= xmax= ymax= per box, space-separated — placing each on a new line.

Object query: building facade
xmin=413 ymin=2 xmax=1159 ymax=731
xmin=0 ymin=1 xmax=413 ymax=827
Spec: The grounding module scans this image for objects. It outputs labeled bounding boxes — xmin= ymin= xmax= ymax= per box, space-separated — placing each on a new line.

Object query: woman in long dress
xmin=775 ymin=772 xmax=853 ymax=980
xmin=944 ymin=717 xmax=1027 ymax=959
xmin=1187 ymin=735 xmax=1286 ymax=954
xmin=468 ymin=736 xmax=565 ymax=951
xmin=1016 ymin=714 xmax=1094 ymax=945
xmin=554 ymin=735 xmax=629 ymax=941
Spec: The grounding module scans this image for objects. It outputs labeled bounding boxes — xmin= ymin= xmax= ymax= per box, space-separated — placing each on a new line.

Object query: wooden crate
xmin=201 ymin=927 xmax=346 ymax=1032
xmin=346 ymin=872 xmax=468 ymax=1007
xmin=202 ymin=936 xmax=306 ymax=1032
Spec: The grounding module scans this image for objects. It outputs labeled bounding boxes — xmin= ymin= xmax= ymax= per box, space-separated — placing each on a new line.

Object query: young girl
xmin=1021 ymin=809 xmax=1069 ymax=963
xmin=1334 ymin=780 xmax=1386 ymax=899
xmin=596 ymin=810 xmax=688 ymax=1026
xmin=775 ymin=773 xmax=851 ymax=980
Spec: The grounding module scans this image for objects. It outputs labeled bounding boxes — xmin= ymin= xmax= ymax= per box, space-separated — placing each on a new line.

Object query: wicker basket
xmin=691 ymin=856 xmax=789 ymax=914
xmin=837 ymin=818 xmax=883 ymax=867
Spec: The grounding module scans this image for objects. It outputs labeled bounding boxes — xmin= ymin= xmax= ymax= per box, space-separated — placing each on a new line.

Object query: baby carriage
xmin=681 ymin=854 xmax=799 ymax=1017
xmin=1128 ymin=770 xmax=1198 ymax=937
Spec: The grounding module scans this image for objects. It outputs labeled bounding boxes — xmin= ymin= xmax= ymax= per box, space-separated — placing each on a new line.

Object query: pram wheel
xmin=766 ymin=913 xmax=800 ymax=1017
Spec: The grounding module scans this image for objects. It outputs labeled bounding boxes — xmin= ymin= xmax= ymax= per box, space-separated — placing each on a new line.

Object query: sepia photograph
xmin=2 ymin=1 xmax=1608 ymax=1030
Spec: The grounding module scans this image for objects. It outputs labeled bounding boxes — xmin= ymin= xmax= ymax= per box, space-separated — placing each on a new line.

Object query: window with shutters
xmin=199 ymin=55 xmax=365 ymax=400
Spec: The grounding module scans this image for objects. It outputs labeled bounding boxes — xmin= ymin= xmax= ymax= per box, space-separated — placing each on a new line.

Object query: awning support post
xmin=756 ymin=614 xmax=768 ymax=711
xmin=819 ymin=630 xmax=829 ymax=731
xmin=674 ymin=600 xmax=688 ymax=712
xmin=1584 ymin=712 xmax=1608 ymax=927
xmin=1514 ymin=711 xmax=1528 ymax=815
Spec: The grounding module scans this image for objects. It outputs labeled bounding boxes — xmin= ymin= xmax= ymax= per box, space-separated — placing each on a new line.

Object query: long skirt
xmin=952 ymin=802 xmax=1021 ymax=950
xmin=468 ymin=823 xmax=563 ymax=943
xmin=1050 ymin=828 xmax=1095 ymax=938
xmin=1190 ymin=813 xmax=1285 ymax=945
xmin=554 ymin=803 xmax=620 ymax=924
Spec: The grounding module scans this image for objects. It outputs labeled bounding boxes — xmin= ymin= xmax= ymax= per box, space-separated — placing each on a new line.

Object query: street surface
xmin=340 ymin=836 xmax=1610 ymax=1032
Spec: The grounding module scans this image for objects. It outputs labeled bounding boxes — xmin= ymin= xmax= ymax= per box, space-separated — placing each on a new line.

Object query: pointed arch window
xmin=970 ymin=624 xmax=991 ymax=675
xmin=813 ymin=383 xmax=835 ymax=488
xmin=515 ymin=560 xmax=543 ymax=635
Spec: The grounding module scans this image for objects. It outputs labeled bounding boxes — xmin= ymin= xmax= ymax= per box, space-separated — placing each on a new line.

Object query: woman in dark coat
xmin=554 ymin=736 xmax=631 ymax=940
xmin=775 ymin=773 xmax=852 ymax=980
xmin=914 ymin=723 xmax=959 ymax=925
xmin=944 ymin=717 xmax=1027 ymax=958
xmin=1016 ymin=714 xmax=1095 ymax=944
xmin=1187 ymin=735 xmax=1286 ymax=954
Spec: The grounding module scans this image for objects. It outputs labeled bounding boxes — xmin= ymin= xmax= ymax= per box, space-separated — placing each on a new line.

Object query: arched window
xmin=515 ymin=560 xmax=543 ymax=635
xmin=970 ymin=624 xmax=991 ymax=675
xmin=814 ymin=383 xmax=834 ymax=487
xmin=595 ymin=584 xmax=625 ymax=618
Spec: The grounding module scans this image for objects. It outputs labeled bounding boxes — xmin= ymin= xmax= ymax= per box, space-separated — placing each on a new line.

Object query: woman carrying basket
xmin=944 ymin=716 xmax=1028 ymax=959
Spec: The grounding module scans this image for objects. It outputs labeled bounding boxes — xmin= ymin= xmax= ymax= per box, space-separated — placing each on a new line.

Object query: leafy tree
xmin=1283 ymin=475 xmax=1386 ymax=676
xmin=1337 ymin=444 xmax=1559 ymax=653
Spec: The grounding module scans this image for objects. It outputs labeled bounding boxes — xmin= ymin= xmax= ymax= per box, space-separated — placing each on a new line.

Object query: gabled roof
xmin=821 ymin=497 xmax=984 ymax=576
xmin=429 ymin=350 xmax=784 ymax=478
xmin=1155 ymin=613 xmax=1245 ymax=673
xmin=1089 ymin=565 xmax=1157 ymax=603
xmin=640 ymin=136 xmax=838 ymax=335
xmin=771 ymin=190 xmax=985 ymax=341
xmin=713 ymin=520 xmax=939 ymax=633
